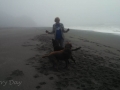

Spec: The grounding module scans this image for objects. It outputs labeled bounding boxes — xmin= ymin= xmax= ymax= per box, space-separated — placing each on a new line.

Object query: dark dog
xmin=42 ymin=42 xmax=81 ymax=68
xmin=52 ymin=39 xmax=64 ymax=51
xmin=52 ymin=39 xmax=81 ymax=63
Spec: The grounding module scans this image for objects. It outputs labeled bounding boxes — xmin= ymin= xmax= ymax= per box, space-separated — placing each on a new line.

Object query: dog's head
xmin=65 ymin=42 xmax=72 ymax=49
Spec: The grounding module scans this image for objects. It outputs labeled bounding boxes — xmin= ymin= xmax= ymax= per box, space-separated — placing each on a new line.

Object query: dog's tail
xmin=71 ymin=47 xmax=81 ymax=51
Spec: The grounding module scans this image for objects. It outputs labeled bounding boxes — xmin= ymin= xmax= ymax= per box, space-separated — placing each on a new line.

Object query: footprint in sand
xmin=56 ymin=74 xmax=62 ymax=78
xmin=39 ymin=61 xmax=43 ymax=63
xmin=31 ymin=39 xmax=35 ymax=41
xmin=70 ymin=83 xmax=75 ymax=87
xmin=76 ymin=82 xmax=80 ymax=85
xmin=33 ymin=74 xmax=39 ymax=78
xmin=81 ymin=84 xmax=85 ymax=87
xmin=10 ymin=69 xmax=24 ymax=76
xmin=6 ymin=77 xmax=13 ymax=80
xmin=39 ymin=82 xmax=46 ymax=85
xmin=35 ymin=67 xmax=41 ymax=70
xmin=69 ymin=36 xmax=73 ymax=38
xmin=32 ymin=65 xmax=38 ymax=67
xmin=44 ymin=72 xmax=49 ymax=76
xmin=64 ymin=78 xmax=68 ymax=81
xmin=76 ymin=86 xmax=80 ymax=89
xmin=61 ymin=73 xmax=66 ymax=76
xmin=29 ymin=62 xmax=35 ymax=64
xmin=36 ymin=86 xmax=41 ymax=89
xmin=117 ymin=50 xmax=120 ymax=52
xmin=56 ymin=87 xmax=62 ymax=90
xmin=39 ymin=70 xmax=44 ymax=73
xmin=36 ymin=44 xmax=39 ymax=46
xmin=30 ymin=57 xmax=36 ymax=59
xmin=73 ymin=80 xmax=79 ymax=84
xmin=56 ymin=81 xmax=61 ymax=86
xmin=35 ymin=54 xmax=40 ymax=57
xmin=49 ymin=76 xmax=54 ymax=80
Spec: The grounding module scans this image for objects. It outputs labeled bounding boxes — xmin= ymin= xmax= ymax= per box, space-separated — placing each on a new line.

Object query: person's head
xmin=54 ymin=17 xmax=60 ymax=23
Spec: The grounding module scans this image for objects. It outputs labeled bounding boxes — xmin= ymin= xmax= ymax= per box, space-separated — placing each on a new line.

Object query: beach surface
xmin=0 ymin=27 xmax=120 ymax=90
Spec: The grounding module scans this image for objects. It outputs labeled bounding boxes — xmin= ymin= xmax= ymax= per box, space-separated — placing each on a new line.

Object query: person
xmin=46 ymin=17 xmax=69 ymax=48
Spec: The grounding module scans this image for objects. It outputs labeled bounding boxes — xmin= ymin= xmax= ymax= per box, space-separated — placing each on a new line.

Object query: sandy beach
xmin=0 ymin=27 xmax=120 ymax=90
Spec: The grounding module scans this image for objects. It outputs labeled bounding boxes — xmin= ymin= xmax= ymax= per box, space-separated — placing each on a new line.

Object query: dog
xmin=52 ymin=39 xmax=64 ymax=51
xmin=52 ymin=39 xmax=81 ymax=63
xmin=42 ymin=42 xmax=81 ymax=68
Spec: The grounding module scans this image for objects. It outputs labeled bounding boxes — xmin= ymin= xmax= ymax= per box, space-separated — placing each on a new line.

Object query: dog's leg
xmin=51 ymin=58 xmax=59 ymax=70
xmin=56 ymin=60 xmax=59 ymax=70
xmin=70 ymin=56 xmax=76 ymax=63
xmin=68 ymin=60 xmax=70 ymax=64
xmin=64 ymin=60 xmax=69 ymax=69
xmin=52 ymin=61 xmax=55 ymax=68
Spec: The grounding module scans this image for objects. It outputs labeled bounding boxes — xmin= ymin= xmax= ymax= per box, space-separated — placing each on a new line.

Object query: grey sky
xmin=0 ymin=0 xmax=120 ymax=27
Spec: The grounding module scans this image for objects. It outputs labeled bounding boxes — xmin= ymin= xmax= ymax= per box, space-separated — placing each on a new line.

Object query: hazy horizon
xmin=0 ymin=0 xmax=120 ymax=27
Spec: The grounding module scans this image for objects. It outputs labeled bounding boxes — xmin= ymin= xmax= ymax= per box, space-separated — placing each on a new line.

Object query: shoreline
xmin=1 ymin=26 xmax=120 ymax=36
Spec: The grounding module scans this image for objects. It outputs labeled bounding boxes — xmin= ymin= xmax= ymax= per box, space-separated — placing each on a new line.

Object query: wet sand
xmin=0 ymin=27 xmax=120 ymax=90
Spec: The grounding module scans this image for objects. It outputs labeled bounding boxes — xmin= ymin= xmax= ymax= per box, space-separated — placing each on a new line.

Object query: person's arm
xmin=61 ymin=23 xmax=69 ymax=33
xmin=46 ymin=24 xmax=55 ymax=34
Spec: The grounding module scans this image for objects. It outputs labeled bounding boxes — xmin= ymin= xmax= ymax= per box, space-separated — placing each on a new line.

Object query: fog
xmin=0 ymin=0 xmax=120 ymax=27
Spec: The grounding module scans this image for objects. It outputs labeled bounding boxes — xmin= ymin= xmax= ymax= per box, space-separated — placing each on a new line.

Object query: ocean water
xmin=66 ymin=25 xmax=120 ymax=35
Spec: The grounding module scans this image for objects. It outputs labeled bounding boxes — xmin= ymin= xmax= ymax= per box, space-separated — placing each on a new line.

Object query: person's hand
xmin=46 ymin=30 xmax=48 ymax=33
xmin=67 ymin=28 xmax=70 ymax=32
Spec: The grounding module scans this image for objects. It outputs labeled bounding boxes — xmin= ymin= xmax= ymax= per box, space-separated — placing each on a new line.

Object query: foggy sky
xmin=0 ymin=0 xmax=120 ymax=27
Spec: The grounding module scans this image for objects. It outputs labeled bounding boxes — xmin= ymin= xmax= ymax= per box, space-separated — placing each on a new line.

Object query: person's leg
xmin=55 ymin=39 xmax=64 ymax=48
xmin=59 ymin=39 xmax=64 ymax=48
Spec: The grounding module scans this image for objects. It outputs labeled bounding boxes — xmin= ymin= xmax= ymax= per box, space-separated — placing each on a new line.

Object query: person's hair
xmin=54 ymin=17 xmax=60 ymax=22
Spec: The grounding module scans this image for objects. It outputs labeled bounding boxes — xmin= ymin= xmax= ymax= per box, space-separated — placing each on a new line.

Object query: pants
xmin=55 ymin=39 xmax=64 ymax=48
